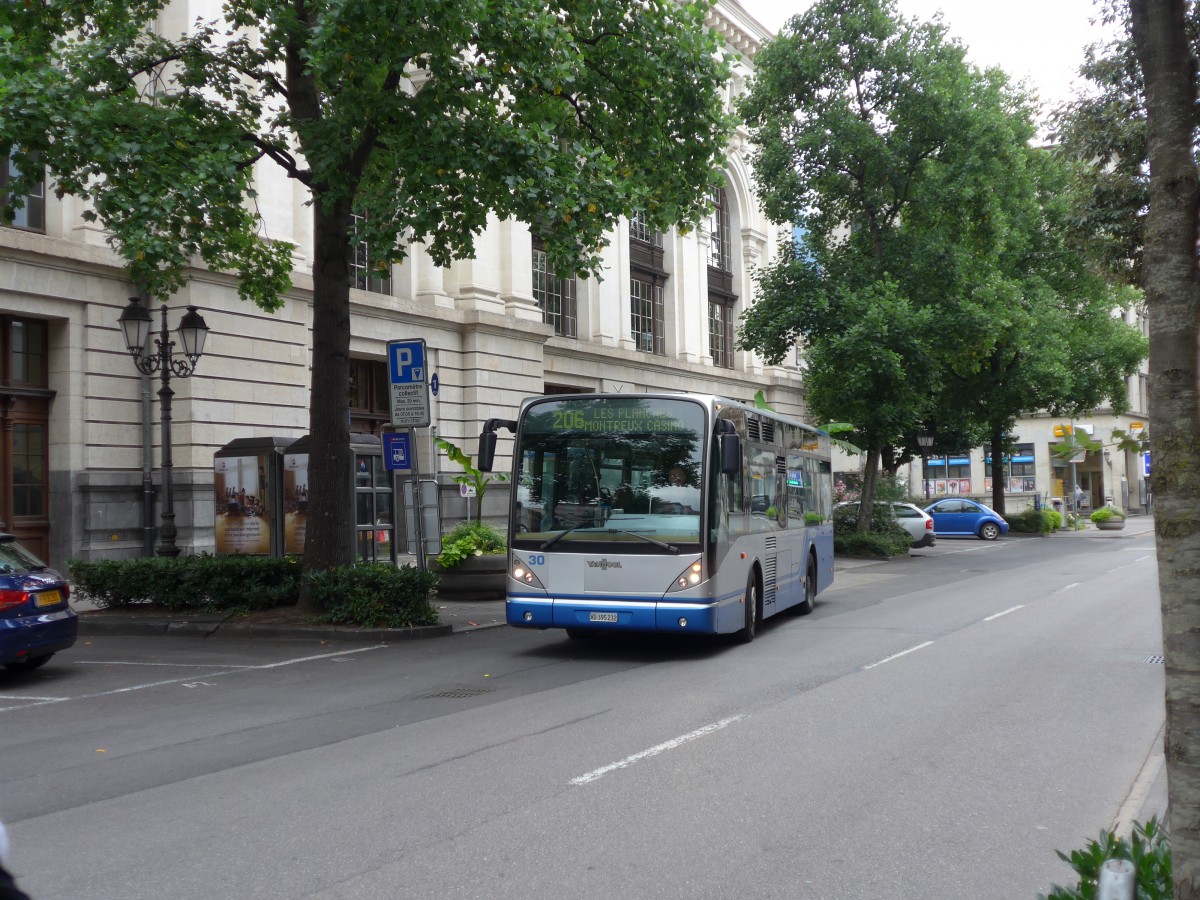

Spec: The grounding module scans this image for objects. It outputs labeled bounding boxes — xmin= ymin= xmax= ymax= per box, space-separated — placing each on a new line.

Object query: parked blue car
xmin=0 ymin=534 xmax=76 ymax=672
xmin=923 ymin=498 xmax=1009 ymax=541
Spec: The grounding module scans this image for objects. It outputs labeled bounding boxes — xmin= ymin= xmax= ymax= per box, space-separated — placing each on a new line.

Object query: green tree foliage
xmin=0 ymin=1 xmax=733 ymax=579
xmin=738 ymin=0 xmax=1145 ymax=524
xmin=1049 ymin=0 xmax=1200 ymax=287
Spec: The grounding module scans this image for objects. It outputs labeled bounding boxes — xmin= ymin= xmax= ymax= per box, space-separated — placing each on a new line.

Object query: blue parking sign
xmin=383 ymin=432 xmax=412 ymax=471
xmin=388 ymin=340 xmax=426 ymax=384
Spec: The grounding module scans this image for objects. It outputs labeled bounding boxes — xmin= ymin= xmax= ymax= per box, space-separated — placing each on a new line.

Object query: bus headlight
xmin=666 ymin=561 xmax=703 ymax=593
xmin=511 ymin=556 xmax=545 ymax=589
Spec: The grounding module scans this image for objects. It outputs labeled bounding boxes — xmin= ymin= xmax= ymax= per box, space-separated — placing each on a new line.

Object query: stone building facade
xmin=0 ymin=1 xmax=805 ymax=568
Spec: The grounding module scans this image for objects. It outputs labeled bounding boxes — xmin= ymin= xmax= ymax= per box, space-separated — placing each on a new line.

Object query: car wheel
xmin=979 ymin=522 xmax=1000 ymax=541
xmin=795 ymin=555 xmax=816 ymax=616
xmin=4 ymin=653 xmax=53 ymax=672
xmin=737 ymin=569 xmax=759 ymax=643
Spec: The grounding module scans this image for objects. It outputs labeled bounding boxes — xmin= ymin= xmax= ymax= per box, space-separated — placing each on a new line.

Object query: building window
xmin=709 ymin=299 xmax=734 ymax=368
xmin=348 ymin=358 xmax=389 ymax=435
xmin=532 ymin=238 xmax=577 ymax=337
xmin=11 ymin=424 xmax=46 ymax=517
xmin=350 ymin=213 xmax=392 ymax=294
xmin=630 ymin=277 xmax=664 ymax=354
xmin=707 ymin=187 xmax=737 ymax=368
xmin=1 ymin=154 xmax=45 ymax=232
xmin=924 ymin=453 xmax=972 ymax=496
xmin=708 ymin=188 xmax=732 ymax=272
xmin=629 ymin=212 xmax=663 ymax=248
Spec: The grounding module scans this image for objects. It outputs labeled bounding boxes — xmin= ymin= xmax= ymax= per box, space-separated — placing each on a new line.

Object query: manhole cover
xmin=426 ymin=687 xmax=494 ymax=699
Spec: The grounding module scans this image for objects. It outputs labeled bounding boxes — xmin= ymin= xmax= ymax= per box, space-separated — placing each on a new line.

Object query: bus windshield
xmin=512 ymin=397 xmax=706 ymax=551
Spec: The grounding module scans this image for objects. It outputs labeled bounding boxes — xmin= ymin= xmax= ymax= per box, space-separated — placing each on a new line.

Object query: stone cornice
xmin=706 ymin=1 xmax=774 ymax=59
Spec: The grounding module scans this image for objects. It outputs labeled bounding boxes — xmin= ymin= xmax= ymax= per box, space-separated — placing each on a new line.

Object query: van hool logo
xmin=586 ymin=558 xmax=623 ymax=570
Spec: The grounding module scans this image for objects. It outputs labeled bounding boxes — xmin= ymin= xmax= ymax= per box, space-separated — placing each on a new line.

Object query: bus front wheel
xmin=796 ymin=556 xmax=816 ymax=616
xmin=738 ymin=569 xmax=759 ymax=643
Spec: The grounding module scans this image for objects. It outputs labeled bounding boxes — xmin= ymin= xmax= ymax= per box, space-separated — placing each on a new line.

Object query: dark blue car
xmin=923 ymin=498 xmax=1009 ymax=541
xmin=0 ymin=534 xmax=76 ymax=672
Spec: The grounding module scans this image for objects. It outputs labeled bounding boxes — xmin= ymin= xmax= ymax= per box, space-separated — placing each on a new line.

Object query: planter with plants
xmin=430 ymin=521 xmax=508 ymax=601
xmin=1090 ymin=505 xmax=1127 ymax=531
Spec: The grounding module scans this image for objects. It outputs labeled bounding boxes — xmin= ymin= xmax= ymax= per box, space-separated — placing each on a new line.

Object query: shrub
xmin=1090 ymin=505 xmax=1126 ymax=524
xmin=436 ymin=521 xmax=506 ymax=568
xmin=1008 ymin=508 xmax=1056 ymax=534
xmin=1040 ymin=817 xmax=1171 ymax=900
xmin=832 ymin=503 xmax=911 ymax=558
xmin=308 ymin=563 xmax=439 ymax=629
xmin=69 ymin=555 xmax=302 ymax=612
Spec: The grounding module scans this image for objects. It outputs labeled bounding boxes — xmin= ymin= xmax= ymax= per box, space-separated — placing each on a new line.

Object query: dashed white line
xmin=570 ymin=715 xmax=745 ymax=785
xmin=1057 ymin=583 xmax=1081 ymax=592
xmin=984 ymin=605 xmax=1025 ymax=622
xmin=862 ymin=641 xmax=935 ymax=670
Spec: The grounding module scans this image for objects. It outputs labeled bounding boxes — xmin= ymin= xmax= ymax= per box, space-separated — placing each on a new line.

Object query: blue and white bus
xmin=477 ymin=393 xmax=834 ymax=642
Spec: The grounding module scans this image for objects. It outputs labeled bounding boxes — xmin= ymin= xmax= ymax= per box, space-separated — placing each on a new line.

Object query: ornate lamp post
xmin=916 ymin=430 xmax=934 ymax=502
xmin=118 ymin=297 xmax=209 ymax=557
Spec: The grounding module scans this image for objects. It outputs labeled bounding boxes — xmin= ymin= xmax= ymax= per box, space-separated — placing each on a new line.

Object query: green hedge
xmin=69 ymin=555 xmax=302 ymax=612
xmin=68 ymin=555 xmax=439 ymax=628
xmin=308 ymin=563 xmax=439 ymax=629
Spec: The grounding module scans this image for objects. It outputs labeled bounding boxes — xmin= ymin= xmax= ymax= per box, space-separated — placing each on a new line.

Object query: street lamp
xmin=916 ymin=430 xmax=934 ymax=502
xmin=118 ymin=296 xmax=209 ymax=557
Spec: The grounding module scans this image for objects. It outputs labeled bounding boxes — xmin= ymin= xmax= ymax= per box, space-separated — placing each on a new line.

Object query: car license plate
xmin=588 ymin=612 xmax=618 ymax=623
xmin=35 ymin=590 xmax=61 ymax=608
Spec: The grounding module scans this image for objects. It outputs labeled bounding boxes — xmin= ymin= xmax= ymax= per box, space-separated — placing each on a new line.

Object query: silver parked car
xmin=835 ymin=501 xmax=936 ymax=548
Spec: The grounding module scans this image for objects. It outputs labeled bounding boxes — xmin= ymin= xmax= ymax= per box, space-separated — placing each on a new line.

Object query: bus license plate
xmin=588 ymin=612 xmax=618 ymax=623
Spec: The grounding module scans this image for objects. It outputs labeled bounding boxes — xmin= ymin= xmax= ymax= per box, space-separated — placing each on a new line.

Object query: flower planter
xmin=430 ymin=554 xmax=507 ymax=601
xmin=1095 ymin=519 xmax=1126 ymax=531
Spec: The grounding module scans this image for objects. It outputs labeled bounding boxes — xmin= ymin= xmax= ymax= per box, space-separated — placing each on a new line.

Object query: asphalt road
xmin=1 ymin=528 xmax=1163 ymax=899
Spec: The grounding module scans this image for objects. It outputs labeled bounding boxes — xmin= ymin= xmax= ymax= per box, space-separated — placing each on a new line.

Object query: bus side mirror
xmin=478 ymin=431 xmax=497 ymax=472
xmin=720 ymin=433 xmax=740 ymax=475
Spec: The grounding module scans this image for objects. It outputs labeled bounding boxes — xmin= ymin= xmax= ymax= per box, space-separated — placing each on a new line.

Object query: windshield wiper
xmin=605 ymin=529 xmax=679 ymax=553
xmin=540 ymin=524 xmax=589 ymax=551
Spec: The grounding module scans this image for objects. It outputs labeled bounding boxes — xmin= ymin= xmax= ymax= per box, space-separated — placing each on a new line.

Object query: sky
xmin=739 ymin=0 xmax=1119 ymax=117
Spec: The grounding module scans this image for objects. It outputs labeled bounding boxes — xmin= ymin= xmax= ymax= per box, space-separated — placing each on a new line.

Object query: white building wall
xmin=0 ymin=1 xmax=814 ymax=565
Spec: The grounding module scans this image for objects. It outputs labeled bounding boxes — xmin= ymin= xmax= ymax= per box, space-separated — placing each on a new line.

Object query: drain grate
xmin=1144 ymin=655 xmax=1165 ymax=665
xmin=426 ymin=687 xmax=494 ymax=699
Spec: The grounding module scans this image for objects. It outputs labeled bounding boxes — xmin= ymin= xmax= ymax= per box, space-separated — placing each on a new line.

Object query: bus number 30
xmin=528 ymin=554 xmax=545 ymax=566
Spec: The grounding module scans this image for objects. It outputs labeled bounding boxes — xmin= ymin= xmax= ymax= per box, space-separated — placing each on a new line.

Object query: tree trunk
xmin=1130 ymin=1 xmax=1200 ymax=895
xmin=856 ymin=445 xmax=882 ymax=532
xmin=298 ymin=198 xmax=356 ymax=598
xmin=989 ymin=427 xmax=1006 ymax=516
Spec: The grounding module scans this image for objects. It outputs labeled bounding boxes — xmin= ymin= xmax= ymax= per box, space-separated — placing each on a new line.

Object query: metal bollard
xmin=1097 ymin=858 xmax=1135 ymax=900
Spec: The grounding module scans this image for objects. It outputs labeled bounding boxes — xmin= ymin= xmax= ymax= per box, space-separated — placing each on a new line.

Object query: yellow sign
xmin=1053 ymin=424 xmax=1073 ymax=437
xmin=1131 ymin=421 xmax=1145 ymax=431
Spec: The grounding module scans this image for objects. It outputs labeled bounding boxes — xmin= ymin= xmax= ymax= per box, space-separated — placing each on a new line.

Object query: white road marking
xmin=570 ymin=715 xmax=745 ymax=785
xmin=0 ymin=645 xmax=389 ymax=713
xmin=75 ymin=660 xmax=255 ymax=668
xmin=1057 ymin=583 xmax=1081 ymax=592
xmin=862 ymin=641 xmax=935 ymax=670
xmin=1135 ymin=555 xmax=1152 ymax=562
xmin=984 ymin=605 xmax=1024 ymax=622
